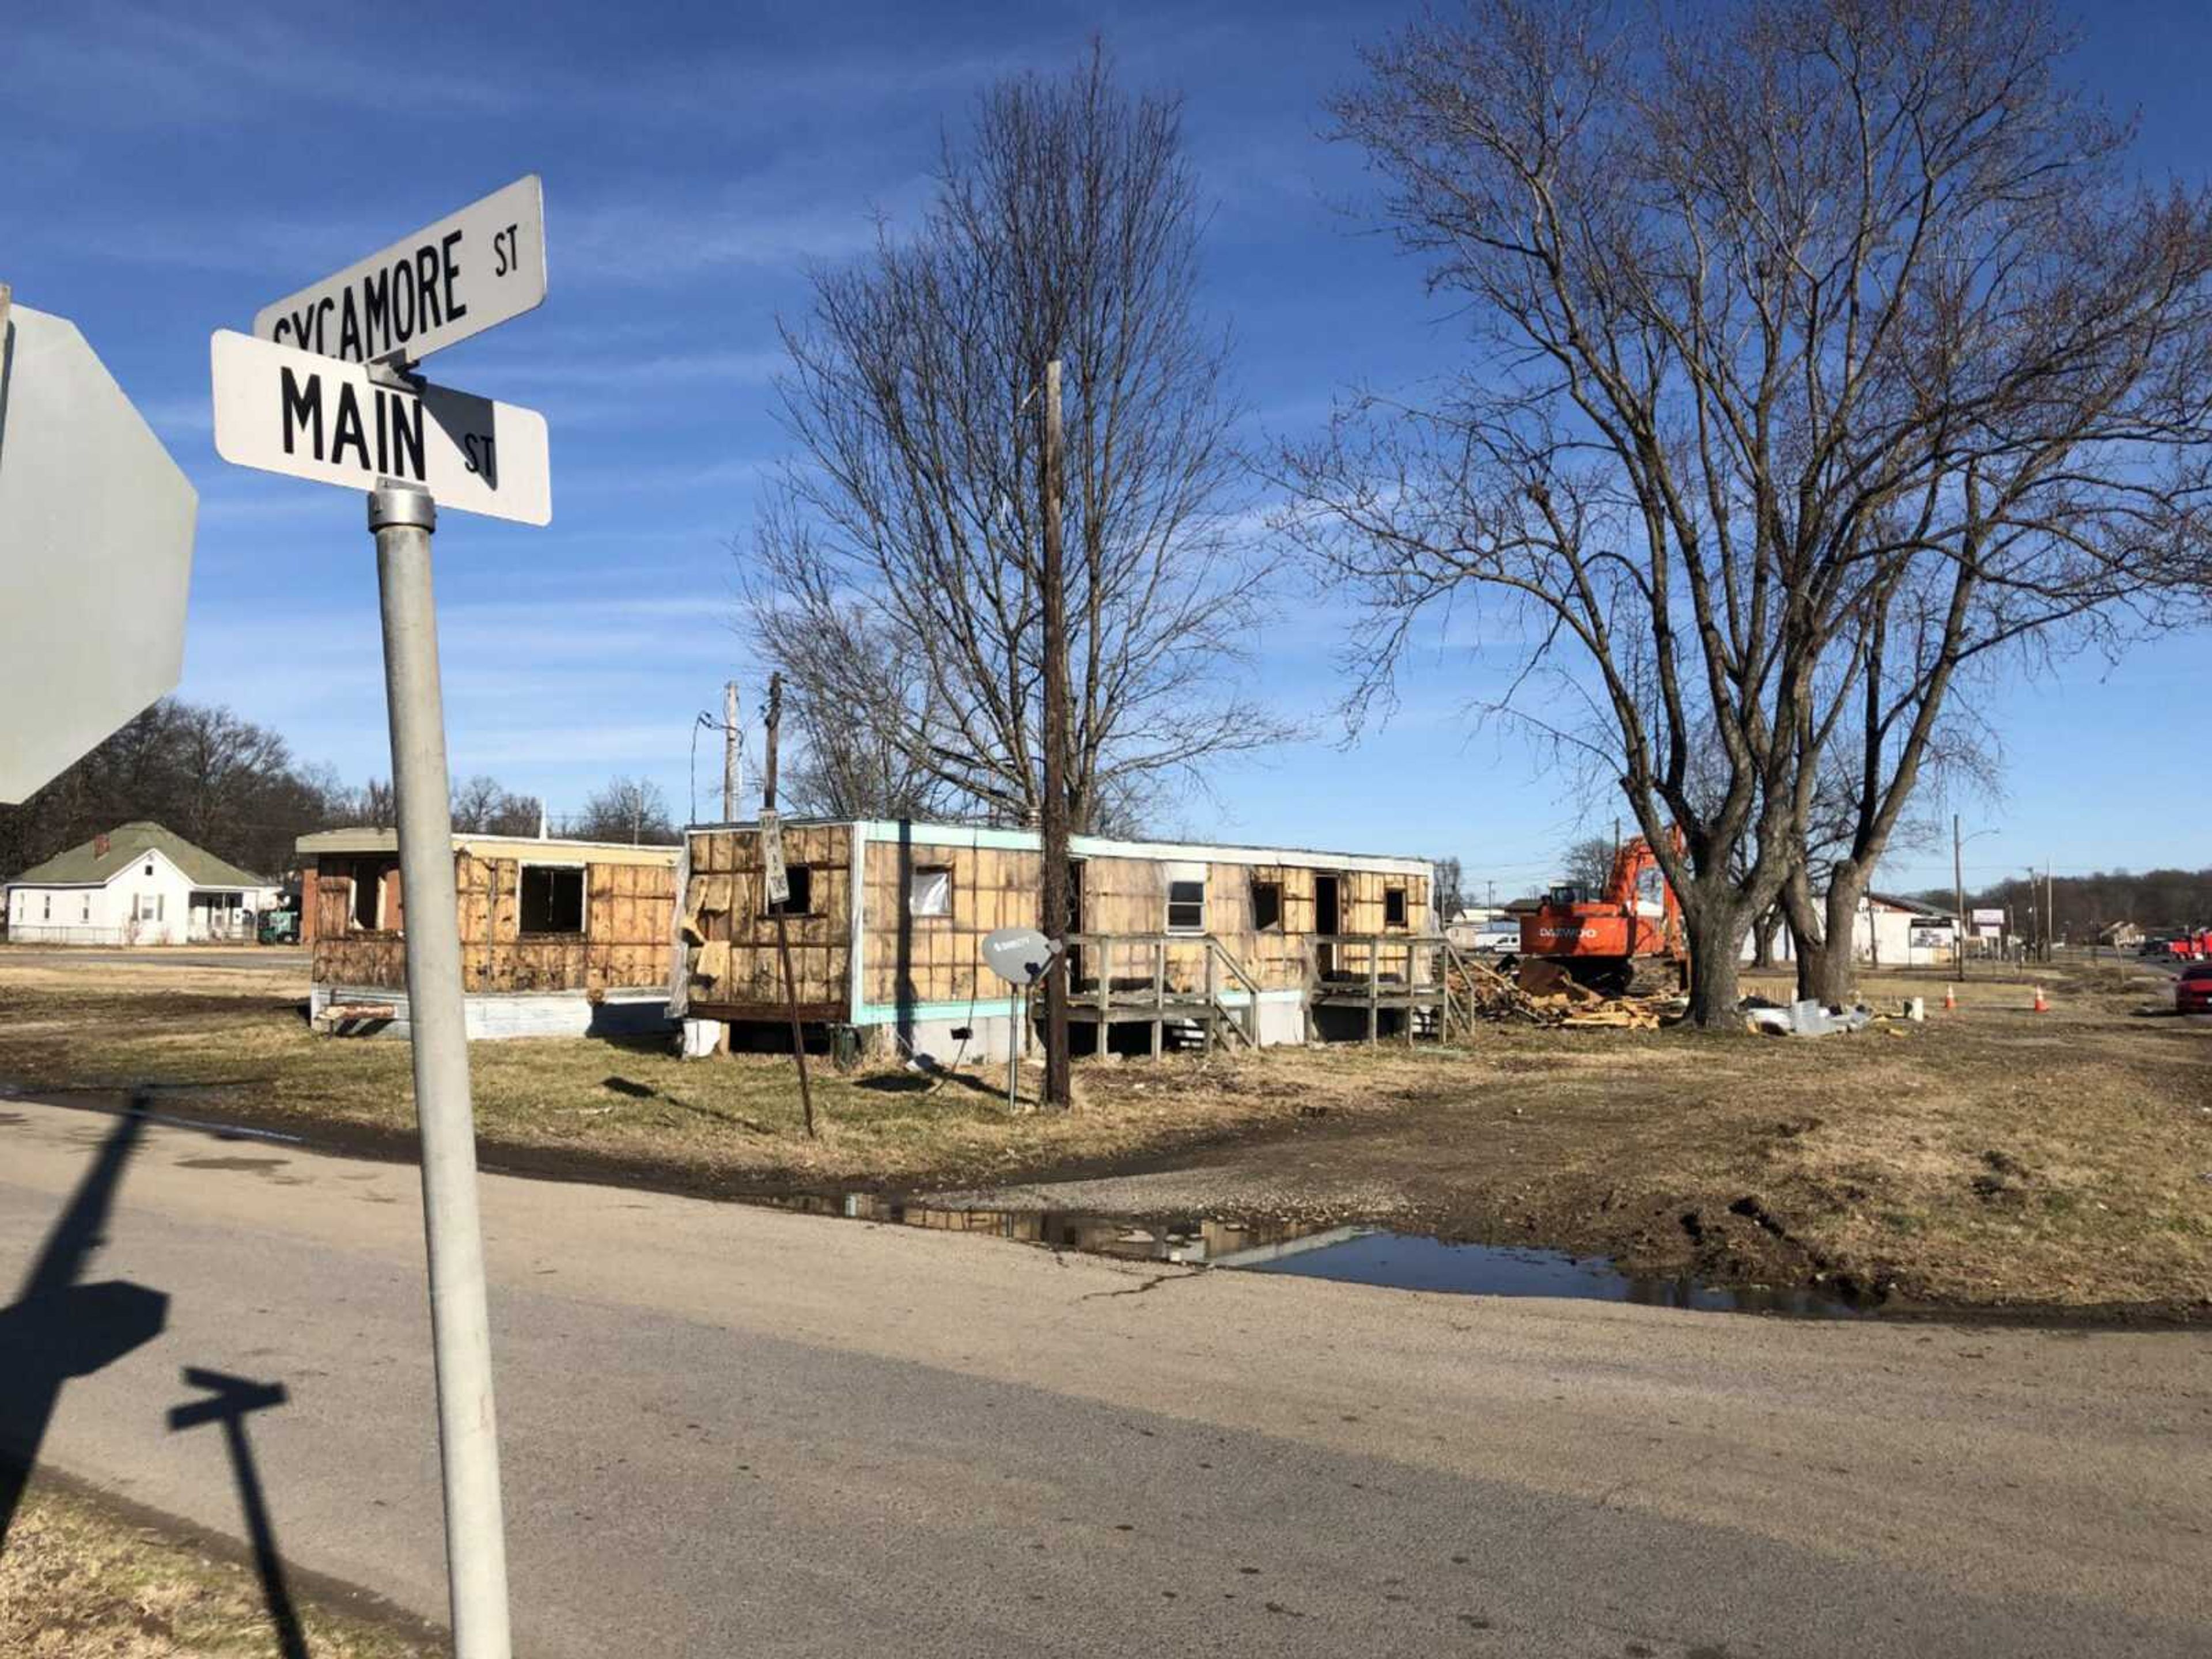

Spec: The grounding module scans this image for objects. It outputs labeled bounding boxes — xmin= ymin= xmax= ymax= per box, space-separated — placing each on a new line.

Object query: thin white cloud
xmin=9 ymin=3 xmax=523 ymax=128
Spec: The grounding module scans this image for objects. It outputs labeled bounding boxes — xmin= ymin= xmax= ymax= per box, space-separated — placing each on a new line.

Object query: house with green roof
xmin=4 ymin=821 xmax=279 ymax=945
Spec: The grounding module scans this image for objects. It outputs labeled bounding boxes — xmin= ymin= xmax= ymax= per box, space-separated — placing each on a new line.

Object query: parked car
xmin=2176 ymin=964 xmax=2212 ymax=1014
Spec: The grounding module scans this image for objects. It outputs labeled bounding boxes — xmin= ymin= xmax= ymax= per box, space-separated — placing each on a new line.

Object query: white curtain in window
xmin=909 ymin=868 xmax=952 ymax=916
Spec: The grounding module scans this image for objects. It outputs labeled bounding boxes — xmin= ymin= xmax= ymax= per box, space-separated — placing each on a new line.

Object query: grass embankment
xmin=1 ymin=1478 xmax=437 ymax=1659
xmin=1 ymin=953 xmax=2206 ymax=1310
xmin=0 ymin=957 xmax=1298 ymax=1192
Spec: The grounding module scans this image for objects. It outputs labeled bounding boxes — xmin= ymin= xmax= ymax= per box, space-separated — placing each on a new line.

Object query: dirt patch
xmin=0 ymin=1472 xmax=442 ymax=1657
xmin=3 ymin=953 xmax=2206 ymax=1314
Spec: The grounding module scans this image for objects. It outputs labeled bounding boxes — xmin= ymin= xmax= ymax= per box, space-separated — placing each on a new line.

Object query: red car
xmin=2176 ymin=964 xmax=2212 ymax=1014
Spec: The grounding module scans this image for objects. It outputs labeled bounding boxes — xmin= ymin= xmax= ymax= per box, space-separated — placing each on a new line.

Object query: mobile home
xmin=297 ymin=828 xmax=680 ymax=1039
xmin=675 ymin=818 xmax=1441 ymax=1060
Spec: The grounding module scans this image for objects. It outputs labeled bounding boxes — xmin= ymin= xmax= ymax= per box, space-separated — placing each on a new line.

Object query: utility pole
xmin=1953 ymin=815 xmax=1966 ymax=976
xmin=722 ymin=680 xmax=741 ymax=821
xmin=762 ymin=673 xmax=815 ymax=1136
xmin=1039 ymin=358 xmax=1072 ymax=1109
xmin=368 ymin=483 xmax=511 ymax=1659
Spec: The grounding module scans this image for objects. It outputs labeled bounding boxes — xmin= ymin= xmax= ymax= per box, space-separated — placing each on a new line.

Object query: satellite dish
xmin=982 ymin=926 xmax=1060 ymax=986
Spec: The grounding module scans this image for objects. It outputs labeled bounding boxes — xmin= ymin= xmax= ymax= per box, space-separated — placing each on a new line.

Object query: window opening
xmin=908 ymin=866 xmax=952 ymax=918
xmin=519 ymin=865 xmax=586 ymax=934
xmin=1165 ymin=863 xmax=1206 ymax=934
xmin=352 ymin=863 xmax=382 ymax=930
xmin=766 ymin=864 xmax=815 ymax=916
xmin=1251 ymin=878 xmax=1283 ymax=932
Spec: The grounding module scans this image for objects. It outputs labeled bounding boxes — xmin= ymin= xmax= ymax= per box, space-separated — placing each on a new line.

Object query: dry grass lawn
xmin=1 ymin=950 xmax=2206 ymax=1309
xmin=0 ymin=1479 xmax=437 ymax=1658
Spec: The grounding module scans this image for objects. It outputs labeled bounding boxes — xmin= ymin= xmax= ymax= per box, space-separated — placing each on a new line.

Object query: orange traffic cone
xmin=2032 ymin=984 xmax=2048 ymax=1014
xmin=1943 ymin=984 xmax=1957 ymax=1012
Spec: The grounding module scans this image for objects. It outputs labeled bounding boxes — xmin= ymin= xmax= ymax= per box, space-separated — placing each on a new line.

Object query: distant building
xmin=4 ymin=822 xmax=279 ymax=945
xmin=1741 ymin=892 xmax=1959 ymax=968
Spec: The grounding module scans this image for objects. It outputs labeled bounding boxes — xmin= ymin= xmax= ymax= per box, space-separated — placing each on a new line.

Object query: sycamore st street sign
xmin=253 ymin=175 xmax=545 ymax=366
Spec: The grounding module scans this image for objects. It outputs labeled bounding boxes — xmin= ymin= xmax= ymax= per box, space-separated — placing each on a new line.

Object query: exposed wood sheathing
xmin=681 ymin=823 xmax=854 ymax=1015
xmin=676 ymin=823 xmax=1430 ymax=1017
xmin=307 ymin=852 xmax=677 ymax=994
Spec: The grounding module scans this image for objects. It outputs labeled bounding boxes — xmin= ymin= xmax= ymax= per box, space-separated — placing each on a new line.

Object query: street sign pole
xmin=370 ymin=479 xmax=512 ymax=1659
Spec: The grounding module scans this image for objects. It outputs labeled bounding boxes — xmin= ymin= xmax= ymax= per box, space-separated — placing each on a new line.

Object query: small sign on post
xmin=760 ymin=809 xmax=790 ymax=908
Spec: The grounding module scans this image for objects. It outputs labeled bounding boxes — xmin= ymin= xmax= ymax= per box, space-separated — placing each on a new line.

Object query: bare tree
xmin=1559 ymin=836 xmax=1616 ymax=895
xmin=748 ymin=611 xmax=956 ymax=821
xmin=1283 ymin=0 xmax=2212 ymax=1022
xmin=0 ymin=698 xmax=350 ymax=882
xmin=573 ymin=777 xmax=677 ymax=846
xmin=745 ymin=44 xmax=1284 ymax=837
xmin=450 ymin=775 xmax=540 ymax=837
xmin=1431 ymin=854 xmax=1467 ymax=921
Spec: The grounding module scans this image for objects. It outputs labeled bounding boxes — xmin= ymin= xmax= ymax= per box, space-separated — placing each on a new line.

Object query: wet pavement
xmin=764 ymin=1191 xmax=1867 ymax=1316
xmin=1244 ymin=1228 xmax=1867 ymax=1316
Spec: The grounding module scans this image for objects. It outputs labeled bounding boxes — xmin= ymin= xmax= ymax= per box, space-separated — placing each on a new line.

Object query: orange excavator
xmin=1513 ymin=833 xmax=1687 ymax=997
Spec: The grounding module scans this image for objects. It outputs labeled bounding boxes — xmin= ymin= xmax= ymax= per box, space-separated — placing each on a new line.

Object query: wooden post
xmin=1152 ymin=938 xmax=1165 ymax=1059
xmin=1366 ymin=945 xmax=1380 ymax=1045
xmin=1096 ymin=935 xmax=1110 ymax=1056
xmin=1204 ymin=946 xmax=1218 ymax=1056
xmin=722 ymin=681 xmax=740 ymax=821
xmin=762 ymin=675 xmax=815 ymax=1137
xmin=1039 ymin=358 xmax=1073 ymax=1108
xmin=1404 ymin=941 xmax=1416 ymax=1046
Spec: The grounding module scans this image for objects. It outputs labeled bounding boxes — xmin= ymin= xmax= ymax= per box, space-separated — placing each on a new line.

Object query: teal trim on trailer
xmin=849 ymin=985 xmax=1305 ymax=1028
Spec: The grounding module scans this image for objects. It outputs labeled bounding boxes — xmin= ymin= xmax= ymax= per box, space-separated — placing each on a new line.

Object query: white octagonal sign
xmin=0 ymin=300 xmax=197 ymax=803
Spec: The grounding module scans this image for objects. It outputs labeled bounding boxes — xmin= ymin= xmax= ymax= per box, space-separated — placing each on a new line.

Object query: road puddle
xmin=757 ymin=1193 xmax=1867 ymax=1316
xmin=1243 ymin=1229 xmax=1868 ymax=1316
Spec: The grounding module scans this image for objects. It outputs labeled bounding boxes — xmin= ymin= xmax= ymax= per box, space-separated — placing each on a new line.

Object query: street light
xmin=1953 ymin=816 xmax=2000 ymax=973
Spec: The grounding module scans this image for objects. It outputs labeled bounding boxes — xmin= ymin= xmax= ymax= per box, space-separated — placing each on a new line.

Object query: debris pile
xmin=1452 ymin=958 xmax=1681 ymax=1031
xmin=1739 ymin=997 xmax=1886 ymax=1037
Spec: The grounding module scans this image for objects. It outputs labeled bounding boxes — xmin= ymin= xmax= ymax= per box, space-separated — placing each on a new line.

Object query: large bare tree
xmin=572 ymin=777 xmax=677 ymax=846
xmin=771 ymin=618 xmax=957 ymax=821
xmin=1283 ymin=0 xmax=2212 ymax=1022
xmin=745 ymin=45 xmax=1282 ymax=836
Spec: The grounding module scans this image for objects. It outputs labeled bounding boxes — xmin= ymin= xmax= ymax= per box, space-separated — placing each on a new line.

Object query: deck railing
xmin=1304 ymin=933 xmax=1471 ymax=1044
xmin=1062 ymin=931 xmax=1262 ymax=1055
xmin=1050 ymin=930 xmax=1474 ymax=1052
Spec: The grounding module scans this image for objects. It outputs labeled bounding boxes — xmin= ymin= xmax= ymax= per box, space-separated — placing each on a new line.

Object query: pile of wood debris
xmin=1450 ymin=957 xmax=1683 ymax=1031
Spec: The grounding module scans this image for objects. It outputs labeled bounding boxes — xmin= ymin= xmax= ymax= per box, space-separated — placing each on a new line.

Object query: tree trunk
xmin=1677 ymin=891 xmax=1747 ymax=1028
xmin=1806 ymin=864 xmax=1872 ymax=1007
xmin=1750 ymin=906 xmax=1779 ymax=969
xmin=1782 ymin=866 xmax=1832 ymax=1005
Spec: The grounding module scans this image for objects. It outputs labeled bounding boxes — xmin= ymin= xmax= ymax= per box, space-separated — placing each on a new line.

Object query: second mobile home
xmin=675 ymin=818 xmax=1437 ymax=1059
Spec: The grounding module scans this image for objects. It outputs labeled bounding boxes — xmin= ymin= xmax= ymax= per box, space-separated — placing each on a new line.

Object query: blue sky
xmin=6 ymin=0 xmax=2206 ymax=900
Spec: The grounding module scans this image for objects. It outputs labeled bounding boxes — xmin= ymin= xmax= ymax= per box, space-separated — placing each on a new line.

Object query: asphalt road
xmin=0 ymin=945 xmax=307 ymax=972
xmin=3 ymin=1099 xmax=2207 ymax=1658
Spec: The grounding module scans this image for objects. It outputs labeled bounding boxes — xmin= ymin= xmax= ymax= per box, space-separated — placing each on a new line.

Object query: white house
xmin=4 ymin=821 xmax=279 ymax=945
xmin=1743 ymin=892 xmax=1959 ymax=968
